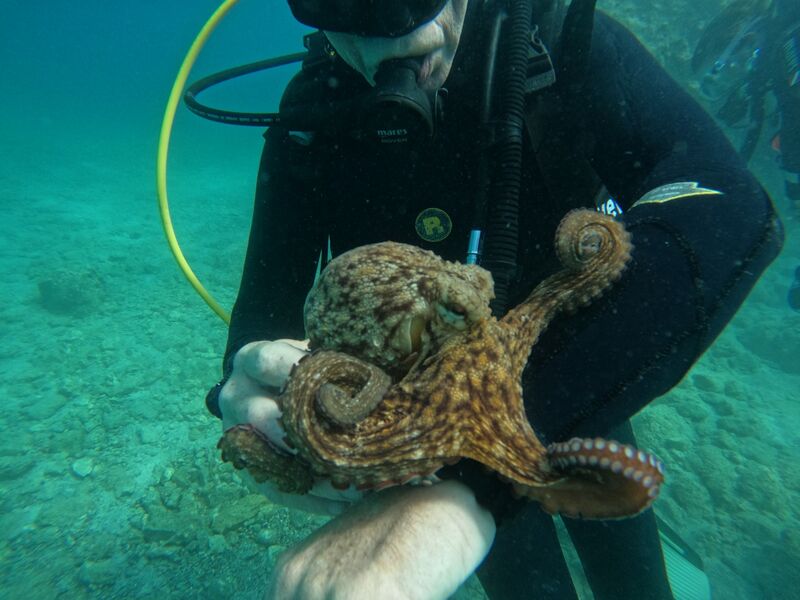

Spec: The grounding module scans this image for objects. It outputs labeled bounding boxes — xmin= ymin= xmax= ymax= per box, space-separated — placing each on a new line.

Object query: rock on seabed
xmin=71 ymin=457 xmax=94 ymax=478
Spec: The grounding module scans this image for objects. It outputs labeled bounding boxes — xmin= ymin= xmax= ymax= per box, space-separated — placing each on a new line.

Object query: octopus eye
xmin=449 ymin=303 xmax=467 ymax=316
xmin=436 ymin=303 xmax=468 ymax=328
xmin=409 ymin=315 xmax=425 ymax=353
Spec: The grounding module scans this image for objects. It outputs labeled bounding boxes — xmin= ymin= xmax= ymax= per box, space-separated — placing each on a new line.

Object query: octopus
xmin=219 ymin=209 xmax=665 ymax=519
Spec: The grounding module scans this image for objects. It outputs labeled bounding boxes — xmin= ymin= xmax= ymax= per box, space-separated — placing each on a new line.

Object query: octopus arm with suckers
xmin=219 ymin=209 xmax=665 ymax=520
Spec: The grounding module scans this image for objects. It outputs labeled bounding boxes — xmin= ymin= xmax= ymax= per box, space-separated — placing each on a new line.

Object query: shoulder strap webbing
xmin=525 ymin=0 xmax=603 ymax=210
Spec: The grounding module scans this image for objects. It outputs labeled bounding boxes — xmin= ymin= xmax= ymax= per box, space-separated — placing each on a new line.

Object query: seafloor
xmin=1 ymin=1 xmax=798 ymax=599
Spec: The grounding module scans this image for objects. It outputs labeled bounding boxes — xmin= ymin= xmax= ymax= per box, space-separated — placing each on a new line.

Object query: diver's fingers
xmin=275 ymin=338 xmax=310 ymax=352
xmin=218 ymin=370 xmax=279 ymax=423
xmin=239 ymin=340 xmax=309 ymax=389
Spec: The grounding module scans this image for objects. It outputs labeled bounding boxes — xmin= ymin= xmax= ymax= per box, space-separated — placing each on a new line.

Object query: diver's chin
xmin=418 ymin=52 xmax=452 ymax=91
xmin=417 ymin=53 xmax=436 ymax=85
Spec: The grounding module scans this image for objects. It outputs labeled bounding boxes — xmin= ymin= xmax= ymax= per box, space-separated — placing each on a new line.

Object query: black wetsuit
xmin=208 ymin=9 xmax=783 ymax=600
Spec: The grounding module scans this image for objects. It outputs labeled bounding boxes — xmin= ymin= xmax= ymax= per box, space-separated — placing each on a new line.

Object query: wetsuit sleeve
xmin=204 ymin=128 xmax=331 ymax=418
xmin=225 ymin=129 xmax=330 ymax=358
xmin=525 ymin=14 xmax=784 ymax=442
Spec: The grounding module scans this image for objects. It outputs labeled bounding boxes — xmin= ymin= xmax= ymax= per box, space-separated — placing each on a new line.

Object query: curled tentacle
xmin=518 ymin=437 xmax=665 ymax=519
xmin=315 ymin=357 xmax=392 ymax=427
xmin=554 ymin=209 xmax=633 ymax=310
xmin=281 ymin=350 xmax=393 ymax=431
xmin=279 ymin=349 xmax=455 ymax=489
xmin=555 ymin=209 xmax=632 ymax=270
xmin=502 ymin=210 xmax=633 ymax=366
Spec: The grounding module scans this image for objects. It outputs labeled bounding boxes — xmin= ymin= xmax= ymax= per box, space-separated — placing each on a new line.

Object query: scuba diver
xmin=198 ymin=0 xmax=783 ymax=598
xmin=691 ymin=0 xmax=799 ymax=317
xmin=692 ymin=0 xmax=800 ymax=207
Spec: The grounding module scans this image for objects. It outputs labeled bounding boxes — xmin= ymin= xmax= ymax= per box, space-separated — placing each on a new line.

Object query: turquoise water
xmin=1 ymin=1 xmax=798 ymax=598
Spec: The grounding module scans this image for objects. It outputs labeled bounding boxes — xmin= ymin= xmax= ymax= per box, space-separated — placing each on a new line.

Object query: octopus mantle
xmin=219 ymin=209 xmax=665 ymax=519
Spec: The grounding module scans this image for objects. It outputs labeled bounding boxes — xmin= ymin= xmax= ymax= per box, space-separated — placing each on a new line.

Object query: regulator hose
xmin=481 ymin=0 xmax=533 ymax=315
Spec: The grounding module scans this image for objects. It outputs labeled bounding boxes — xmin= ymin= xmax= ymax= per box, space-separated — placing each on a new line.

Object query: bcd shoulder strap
xmin=525 ymin=0 xmax=604 ymax=210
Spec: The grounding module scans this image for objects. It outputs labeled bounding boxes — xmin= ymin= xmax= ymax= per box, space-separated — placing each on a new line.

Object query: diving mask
xmin=288 ymin=0 xmax=448 ymax=38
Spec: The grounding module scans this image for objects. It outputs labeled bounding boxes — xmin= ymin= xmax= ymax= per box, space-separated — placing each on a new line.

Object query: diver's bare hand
xmin=219 ymin=339 xmax=361 ymax=514
xmin=266 ymin=480 xmax=496 ymax=600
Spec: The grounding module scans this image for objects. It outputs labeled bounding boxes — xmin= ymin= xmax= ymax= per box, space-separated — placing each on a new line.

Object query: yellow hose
xmin=156 ymin=0 xmax=239 ymax=325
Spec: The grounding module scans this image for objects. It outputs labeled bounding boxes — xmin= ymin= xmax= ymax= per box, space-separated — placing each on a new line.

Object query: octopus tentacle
xmin=315 ymin=357 xmax=393 ymax=427
xmin=518 ymin=437 xmax=665 ymax=519
xmin=553 ymin=209 xmax=633 ymax=310
xmin=284 ymin=351 xmax=393 ymax=429
xmin=217 ymin=424 xmax=314 ymax=494
xmin=502 ymin=209 xmax=633 ymax=366
xmin=280 ymin=349 xmax=474 ymax=490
